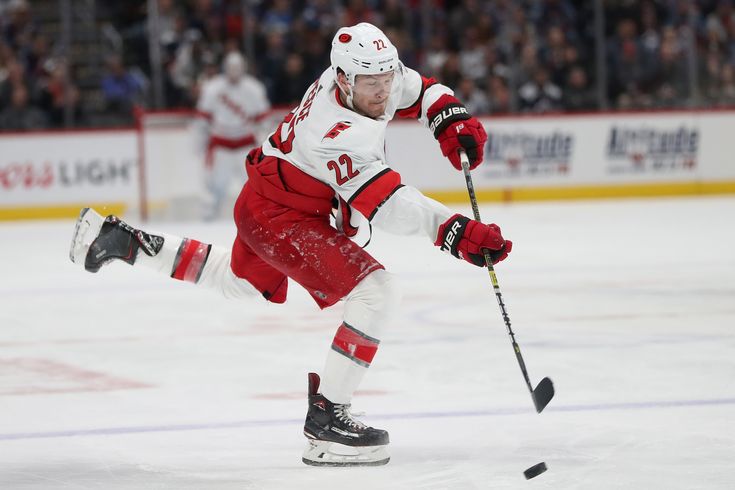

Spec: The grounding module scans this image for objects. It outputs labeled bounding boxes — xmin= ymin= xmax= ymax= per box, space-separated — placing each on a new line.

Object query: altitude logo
xmin=484 ymin=131 xmax=574 ymax=178
xmin=606 ymin=126 xmax=698 ymax=173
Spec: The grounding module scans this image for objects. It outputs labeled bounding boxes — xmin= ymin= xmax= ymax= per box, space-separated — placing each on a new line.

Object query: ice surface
xmin=1 ymin=197 xmax=734 ymax=489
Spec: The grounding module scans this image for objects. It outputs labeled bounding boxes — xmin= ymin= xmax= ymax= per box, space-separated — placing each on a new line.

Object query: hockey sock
xmin=320 ymin=270 xmax=401 ymax=404
xmin=136 ymin=233 xmax=258 ymax=299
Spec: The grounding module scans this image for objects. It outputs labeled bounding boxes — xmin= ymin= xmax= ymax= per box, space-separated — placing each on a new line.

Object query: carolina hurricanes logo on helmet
xmin=339 ymin=33 xmax=352 ymax=43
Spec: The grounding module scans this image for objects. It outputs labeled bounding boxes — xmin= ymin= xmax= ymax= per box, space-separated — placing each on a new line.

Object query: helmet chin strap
xmin=339 ymin=81 xmax=355 ymax=110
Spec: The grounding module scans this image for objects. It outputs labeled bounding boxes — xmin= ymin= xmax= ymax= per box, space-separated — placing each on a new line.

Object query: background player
xmin=194 ymin=51 xmax=270 ymax=220
xmin=70 ymin=23 xmax=511 ymax=466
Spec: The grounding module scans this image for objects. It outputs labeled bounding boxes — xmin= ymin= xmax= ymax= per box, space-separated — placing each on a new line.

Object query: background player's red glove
xmin=427 ymin=94 xmax=488 ymax=170
xmin=434 ymin=214 xmax=512 ymax=267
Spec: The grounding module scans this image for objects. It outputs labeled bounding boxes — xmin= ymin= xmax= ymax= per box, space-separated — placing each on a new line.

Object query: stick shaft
xmin=459 ymin=151 xmax=534 ymax=395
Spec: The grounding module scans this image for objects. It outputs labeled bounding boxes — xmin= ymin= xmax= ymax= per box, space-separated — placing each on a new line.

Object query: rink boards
xmin=2 ymin=109 xmax=735 ymax=220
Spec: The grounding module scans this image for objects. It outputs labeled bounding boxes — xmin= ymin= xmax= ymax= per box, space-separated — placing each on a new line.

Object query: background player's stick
xmin=459 ymin=149 xmax=554 ymax=413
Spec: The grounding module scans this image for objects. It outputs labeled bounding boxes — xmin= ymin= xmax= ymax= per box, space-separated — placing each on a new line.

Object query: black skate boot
xmin=302 ymin=372 xmax=389 ymax=466
xmin=69 ymin=208 xmax=163 ymax=273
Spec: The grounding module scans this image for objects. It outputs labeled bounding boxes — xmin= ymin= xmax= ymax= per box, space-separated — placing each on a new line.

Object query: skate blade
xmin=302 ymin=440 xmax=390 ymax=467
xmin=69 ymin=207 xmax=105 ymax=265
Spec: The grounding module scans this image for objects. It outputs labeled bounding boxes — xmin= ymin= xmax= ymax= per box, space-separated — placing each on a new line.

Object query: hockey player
xmin=195 ymin=51 xmax=270 ymax=219
xmin=69 ymin=23 xmax=511 ymax=466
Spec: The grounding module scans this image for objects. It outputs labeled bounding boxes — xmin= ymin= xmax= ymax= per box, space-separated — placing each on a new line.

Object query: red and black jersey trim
xmin=334 ymin=88 xmax=347 ymax=108
xmin=395 ymin=76 xmax=437 ymax=119
xmin=347 ymin=168 xmax=403 ymax=220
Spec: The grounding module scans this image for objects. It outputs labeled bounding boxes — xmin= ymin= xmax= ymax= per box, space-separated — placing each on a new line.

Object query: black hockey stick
xmin=459 ymin=149 xmax=554 ymax=413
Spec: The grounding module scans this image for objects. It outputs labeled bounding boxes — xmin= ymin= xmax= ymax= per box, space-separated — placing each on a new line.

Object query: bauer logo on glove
xmin=428 ymin=105 xmax=469 ymax=134
xmin=427 ymin=94 xmax=488 ymax=170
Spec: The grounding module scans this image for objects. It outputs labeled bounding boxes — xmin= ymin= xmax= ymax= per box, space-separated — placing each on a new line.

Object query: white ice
xmin=1 ymin=197 xmax=734 ymax=489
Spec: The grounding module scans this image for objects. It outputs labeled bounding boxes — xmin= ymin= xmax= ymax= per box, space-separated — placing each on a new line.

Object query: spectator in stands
xmin=652 ymin=27 xmax=690 ymax=107
xmin=518 ymin=67 xmax=562 ymax=112
xmin=262 ymin=0 xmax=294 ymax=34
xmin=701 ymin=50 xmax=724 ymax=104
xmin=497 ymin=4 xmax=537 ymax=59
xmin=0 ymin=42 xmax=12 ymax=83
xmin=159 ymin=7 xmax=189 ymax=58
xmin=704 ymin=0 xmax=735 ymax=52
xmin=530 ymin=0 xmax=578 ymax=33
xmin=717 ymin=63 xmax=735 ymax=105
xmin=0 ymin=84 xmax=47 ymax=130
xmin=483 ymin=44 xmax=511 ymax=81
xmin=258 ymin=30 xmax=288 ymax=101
xmin=456 ymin=77 xmax=490 ymax=115
xmin=383 ymin=0 xmax=408 ymax=31
xmin=514 ymin=43 xmax=541 ymax=88
xmin=562 ymin=65 xmax=596 ymax=112
xmin=38 ymin=59 xmax=83 ymax=127
xmin=271 ymin=52 xmax=311 ymax=106
xmin=448 ymin=0 xmax=484 ymax=48
xmin=2 ymin=0 xmax=35 ymax=51
xmin=421 ymin=33 xmax=450 ymax=79
xmin=341 ymin=0 xmax=382 ymax=27
xmin=638 ymin=1 xmax=662 ymax=69
xmin=25 ymin=33 xmax=50 ymax=80
xmin=608 ymin=19 xmax=646 ymax=108
xmin=540 ymin=25 xmax=571 ymax=87
xmin=171 ymin=29 xmax=210 ymax=100
xmin=459 ymin=26 xmax=488 ymax=83
xmin=0 ymin=58 xmax=30 ymax=108
xmin=299 ymin=27 xmax=330 ymax=82
xmin=100 ymin=54 xmax=143 ymax=122
xmin=487 ymin=75 xmax=512 ymax=114
xmin=438 ymin=51 xmax=462 ymax=90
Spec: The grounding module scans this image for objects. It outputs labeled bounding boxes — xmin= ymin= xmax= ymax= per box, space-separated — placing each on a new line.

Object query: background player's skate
xmin=302 ymin=373 xmax=389 ymax=466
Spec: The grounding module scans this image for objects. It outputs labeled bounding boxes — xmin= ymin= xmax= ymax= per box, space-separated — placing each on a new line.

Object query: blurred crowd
xmin=3 ymin=0 xmax=735 ymax=131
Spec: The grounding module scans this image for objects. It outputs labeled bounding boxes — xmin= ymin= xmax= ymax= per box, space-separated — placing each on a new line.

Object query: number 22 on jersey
xmin=327 ymin=154 xmax=359 ymax=185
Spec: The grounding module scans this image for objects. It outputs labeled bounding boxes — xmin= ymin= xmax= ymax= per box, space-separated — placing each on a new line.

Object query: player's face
xmin=351 ymin=72 xmax=395 ymax=118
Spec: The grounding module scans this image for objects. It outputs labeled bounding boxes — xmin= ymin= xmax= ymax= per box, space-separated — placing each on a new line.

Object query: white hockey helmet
xmin=223 ymin=51 xmax=246 ymax=81
xmin=330 ymin=23 xmax=399 ymax=86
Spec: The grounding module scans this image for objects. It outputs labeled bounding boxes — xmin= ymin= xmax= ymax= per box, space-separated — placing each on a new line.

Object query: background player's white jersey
xmin=262 ymin=65 xmax=450 ymax=214
xmin=197 ymin=74 xmax=270 ymax=141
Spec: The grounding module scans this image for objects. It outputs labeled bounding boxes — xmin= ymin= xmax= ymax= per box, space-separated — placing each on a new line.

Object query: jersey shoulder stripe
xmin=395 ymin=75 xmax=437 ymax=119
xmin=347 ymin=168 xmax=403 ymax=220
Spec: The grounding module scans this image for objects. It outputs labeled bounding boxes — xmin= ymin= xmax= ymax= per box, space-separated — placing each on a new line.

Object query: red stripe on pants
xmin=331 ymin=323 xmax=380 ymax=366
xmin=172 ymin=239 xmax=210 ymax=283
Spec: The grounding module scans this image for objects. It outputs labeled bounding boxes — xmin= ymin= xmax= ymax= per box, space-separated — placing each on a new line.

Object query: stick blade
xmin=532 ymin=377 xmax=555 ymax=413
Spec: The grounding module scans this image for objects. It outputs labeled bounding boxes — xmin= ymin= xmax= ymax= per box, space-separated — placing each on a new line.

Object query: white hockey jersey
xmin=261 ymin=65 xmax=454 ymax=242
xmin=197 ymin=74 xmax=270 ymax=141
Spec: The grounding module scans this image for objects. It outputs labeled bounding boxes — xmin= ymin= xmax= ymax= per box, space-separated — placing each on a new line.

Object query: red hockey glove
xmin=427 ymin=94 xmax=487 ymax=170
xmin=434 ymin=214 xmax=512 ymax=267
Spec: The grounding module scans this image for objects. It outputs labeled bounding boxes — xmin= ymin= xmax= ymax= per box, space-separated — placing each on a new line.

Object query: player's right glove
xmin=434 ymin=214 xmax=512 ymax=267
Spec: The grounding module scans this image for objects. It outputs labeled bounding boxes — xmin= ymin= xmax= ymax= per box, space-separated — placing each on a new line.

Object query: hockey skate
xmin=69 ymin=208 xmax=163 ymax=272
xmin=302 ymin=372 xmax=390 ymax=467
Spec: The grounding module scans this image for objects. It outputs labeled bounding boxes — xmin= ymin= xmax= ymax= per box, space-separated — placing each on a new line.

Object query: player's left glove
xmin=427 ymin=94 xmax=487 ymax=170
xmin=435 ymin=214 xmax=512 ymax=267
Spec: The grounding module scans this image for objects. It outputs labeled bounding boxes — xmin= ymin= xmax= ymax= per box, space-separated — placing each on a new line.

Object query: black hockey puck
xmin=523 ymin=462 xmax=547 ymax=480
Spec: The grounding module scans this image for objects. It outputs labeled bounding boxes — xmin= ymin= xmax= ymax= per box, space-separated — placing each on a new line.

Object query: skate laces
xmin=334 ymin=404 xmax=367 ymax=430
